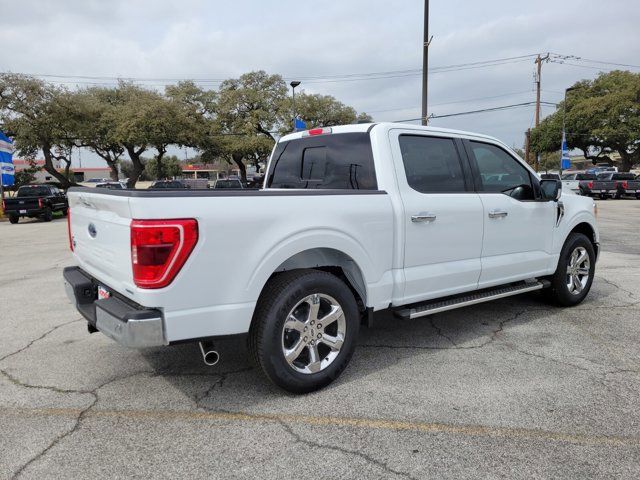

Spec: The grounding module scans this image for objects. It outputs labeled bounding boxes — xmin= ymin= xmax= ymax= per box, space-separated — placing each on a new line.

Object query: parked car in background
xmin=214 ymin=178 xmax=243 ymax=189
xmin=95 ymin=182 xmax=127 ymax=190
xmin=149 ymin=180 xmax=190 ymax=189
xmin=540 ymin=173 xmax=561 ymax=180
xmin=84 ymin=178 xmax=111 ymax=184
xmin=63 ymin=122 xmax=599 ymax=393
xmin=2 ymin=184 xmax=68 ymax=223
xmin=246 ymin=175 xmax=265 ymax=189
xmin=561 ymin=172 xmax=595 ymax=195
xmin=578 ymin=174 xmax=617 ymax=199
xmin=597 ymin=172 xmax=640 ymax=199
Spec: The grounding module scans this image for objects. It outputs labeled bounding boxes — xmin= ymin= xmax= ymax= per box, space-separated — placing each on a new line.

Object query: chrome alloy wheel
xmin=566 ymin=246 xmax=591 ymax=295
xmin=281 ymin=293 xmax=346 ymax=374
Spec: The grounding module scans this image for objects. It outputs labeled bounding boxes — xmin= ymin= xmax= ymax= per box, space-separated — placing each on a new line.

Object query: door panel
xmin=390 ymin=131 xmax=483 ymax=304
xmin=477 ymin=193 xmax=555 ymax=286
xmin=464 ymin=140 xmax=556 ymax=287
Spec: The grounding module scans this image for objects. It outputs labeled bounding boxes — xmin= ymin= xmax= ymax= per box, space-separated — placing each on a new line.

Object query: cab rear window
xmin=267 ymin=132 xmax=377 ymax=190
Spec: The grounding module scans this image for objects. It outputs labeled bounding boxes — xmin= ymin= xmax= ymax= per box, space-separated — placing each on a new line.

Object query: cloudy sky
xmin=1 ymin=0 xmax=639 ymax=166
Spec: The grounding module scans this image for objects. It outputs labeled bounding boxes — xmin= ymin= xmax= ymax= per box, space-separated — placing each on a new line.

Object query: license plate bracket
xmin=97 ymin=285 xmax=111 ymax=300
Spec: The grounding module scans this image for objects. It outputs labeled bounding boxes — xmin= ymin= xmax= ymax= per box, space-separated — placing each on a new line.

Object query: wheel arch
xmin=567 ymin=221 xmax=599 ymax=258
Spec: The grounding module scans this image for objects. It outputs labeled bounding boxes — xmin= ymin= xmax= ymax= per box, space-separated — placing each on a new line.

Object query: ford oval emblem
xmin=88 ymin=223 xmax=97 ymax=238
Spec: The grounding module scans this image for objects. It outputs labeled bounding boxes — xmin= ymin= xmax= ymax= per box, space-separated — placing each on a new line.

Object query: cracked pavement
xmin=1 ymin=200 xmax=640 ymax=479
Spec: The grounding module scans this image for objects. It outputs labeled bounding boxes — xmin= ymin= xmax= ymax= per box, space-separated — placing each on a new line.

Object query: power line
xmin=4 ymin=54 xmax=540 ymax=86
xmin=394 ymin=101 xmax=557 ymax=122
xmin=367 ymin=90 xmax=534 ymax=114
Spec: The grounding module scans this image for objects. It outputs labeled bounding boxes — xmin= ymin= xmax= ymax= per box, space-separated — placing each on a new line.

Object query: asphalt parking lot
xmin=1 ymin=199 xmax=639 ymax=479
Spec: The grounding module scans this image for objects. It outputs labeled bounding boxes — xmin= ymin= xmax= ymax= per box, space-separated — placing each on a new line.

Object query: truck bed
xmin=67 ymin=187 xmax=396 ymax=341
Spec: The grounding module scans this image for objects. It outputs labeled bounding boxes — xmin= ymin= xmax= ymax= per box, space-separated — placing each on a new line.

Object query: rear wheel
xmin=42 ymin=208 xmax=53 ymax=222
xmin=61 ymin=208 xmax=68 ymax=216
xmin=248 ymin=269 xmax=359 ymax=393
xmin=8 ymin=214 xmax=19 ymax=224
xmin=544 ymin=233 xmax=595 ymax=307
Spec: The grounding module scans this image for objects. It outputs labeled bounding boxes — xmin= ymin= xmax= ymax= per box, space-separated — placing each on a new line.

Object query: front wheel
xmin=248 ymin=269 xmax=360 ymax=393
xmin=9 ymin=214 xmax=19 ymax=224
xmin=42 ymin=208 xmax=53 ymax=222
xmin=544 ymin=233 xmax=595 ymax=307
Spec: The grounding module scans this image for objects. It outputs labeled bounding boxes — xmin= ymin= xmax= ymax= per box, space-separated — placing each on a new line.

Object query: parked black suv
xmin=2 ymin=184 xmax=69 ymax=223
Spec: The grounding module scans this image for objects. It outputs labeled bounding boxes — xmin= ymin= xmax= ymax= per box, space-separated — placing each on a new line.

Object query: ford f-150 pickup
xmin=63 ymin=123 xmax=599 ymax=393
xmin=3 ymin=184 xmax=68 ymax=223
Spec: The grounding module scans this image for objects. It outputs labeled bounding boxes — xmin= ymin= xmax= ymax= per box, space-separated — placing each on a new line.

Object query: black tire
xmin=599 ymin=193 xmax=607 ymax=200
xmin=248 ymin=269 xmax=360 ymax=393
xmin=61 ymin=208 xmax=68 ymax=216
xmin=544 ymin=233 xmax=595 ymax=307
xmin=9 ymin=214 xmax=19 ymax=224
xmin=42 ymin=208 xmax=53 ymax=222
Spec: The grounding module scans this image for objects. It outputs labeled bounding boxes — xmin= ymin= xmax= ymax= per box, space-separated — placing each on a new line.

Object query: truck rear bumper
xmin=63 ymin=266 xmax=167 ymax=348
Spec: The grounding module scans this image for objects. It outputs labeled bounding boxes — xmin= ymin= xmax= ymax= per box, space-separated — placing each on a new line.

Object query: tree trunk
xmin=42 ymin=147 xmax=72 ymax=188
xmin=125 ymin=145 xmax=146 ymax=188
xmin=618 ymin=150 xmax=633 ymax=172
xmin=232 ymin=153 xmax=247 ymax=182
xmin=155 ymin=147 xmax=166 ymax=180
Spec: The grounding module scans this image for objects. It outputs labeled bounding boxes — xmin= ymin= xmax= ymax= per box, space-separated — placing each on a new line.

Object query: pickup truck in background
xmin=561 ymin=172 xmax=595 ymax=195
xmin=3 ymin=184 xmax=68 ymax=224
xmin=63 ymin=123 xmax=599 ymax=393
xmin=581 ymin=175 xmax=618 ymax=199
xmin=597 ymin=172 xmax=640 ymax=199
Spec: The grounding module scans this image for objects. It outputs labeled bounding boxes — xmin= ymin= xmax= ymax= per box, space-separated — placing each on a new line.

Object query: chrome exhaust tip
xmin=199 ymin=341 xmax=220 ymax=366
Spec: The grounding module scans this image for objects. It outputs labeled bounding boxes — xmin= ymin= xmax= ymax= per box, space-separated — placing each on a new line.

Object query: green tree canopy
xmin=530 ymin=70 xmax=640 ymax=171
xmin=0 ymin=74 xmax=78 ymax=188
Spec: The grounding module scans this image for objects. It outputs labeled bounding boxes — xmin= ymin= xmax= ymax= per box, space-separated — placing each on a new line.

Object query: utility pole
xmin=534 ymin=53 xmax=549 ymax=128
xmin=533 ymin=53 xmax=549 ymax=171
xmin=421 ymin=0 xmax=431 ymax=126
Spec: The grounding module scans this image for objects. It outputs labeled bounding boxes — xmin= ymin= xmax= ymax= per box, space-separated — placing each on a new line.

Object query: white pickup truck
xmin=64 ymin=123 xmax=599 ymax=393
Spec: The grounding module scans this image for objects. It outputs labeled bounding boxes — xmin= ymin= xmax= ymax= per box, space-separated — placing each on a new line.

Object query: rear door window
xmin=267 ymin=132 xmax=377 ymax=190
xmin=398 ymin=135 xmax=467 ymax=193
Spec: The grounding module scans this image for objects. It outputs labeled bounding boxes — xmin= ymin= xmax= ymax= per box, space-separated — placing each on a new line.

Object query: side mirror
xmin=540 ymin=179 xmax=562 ymax=201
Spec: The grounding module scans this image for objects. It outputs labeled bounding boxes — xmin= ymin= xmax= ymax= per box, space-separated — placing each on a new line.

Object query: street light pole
xmin=561 ymin=86 xmax=578 ymax=174
xmin=421 ymin=0 xmax=430 ymax=126
xmin=290 ymin=81 xmax=301 ymax=131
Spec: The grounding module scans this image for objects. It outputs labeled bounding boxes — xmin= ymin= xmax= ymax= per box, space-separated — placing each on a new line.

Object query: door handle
xmin=411 ymin=213 xmax=437 ymax=223
xmin=488 ymin=209 xmax=508 ymax=218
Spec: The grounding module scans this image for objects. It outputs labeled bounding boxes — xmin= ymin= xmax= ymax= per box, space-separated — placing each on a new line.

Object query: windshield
xmin=597 ymin=173 xmax=613 ymax=180
xmin=17 ymin=186 xmax=49 ymax=197
xmin=561 ymin=174 xmax=576 ymax=180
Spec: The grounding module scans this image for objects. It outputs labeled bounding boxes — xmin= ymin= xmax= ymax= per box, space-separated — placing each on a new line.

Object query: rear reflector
xmin=303 ymin=127 xmax=332 ymax=137
xmin=67 ymin=210 xmax=74 ymax=251
xmin=131 ymin=219 xmax=198 ymax=289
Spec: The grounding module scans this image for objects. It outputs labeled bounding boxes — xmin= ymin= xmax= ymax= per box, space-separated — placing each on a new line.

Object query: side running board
xmin=395 ymin=280 xmax=550 ymax=319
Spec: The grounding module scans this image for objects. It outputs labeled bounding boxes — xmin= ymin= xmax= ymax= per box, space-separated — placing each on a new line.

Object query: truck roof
xmin=279 ymin=122 xmax=505 ymax=145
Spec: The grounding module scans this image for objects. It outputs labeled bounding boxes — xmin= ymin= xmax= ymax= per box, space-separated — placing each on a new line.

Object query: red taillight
xmin=67 ymin=210 xmax=74 ymax=251
xmin=303 ymin=127 xmax=332 ymax=137
xmin=622 ymin=181 xmax=628 ymax=189
xmin=38 ymin=198 xmax=43 ymax=208
xmin=588 ymin=181 xmax=593 ymax=189
xmin=130 ymin=219 xmax=198 ymax=289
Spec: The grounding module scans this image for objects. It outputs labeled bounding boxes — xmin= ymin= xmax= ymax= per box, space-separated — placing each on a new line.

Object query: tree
xmin=214 ymin=71 xmax=287 ymax=181
xmin=144 ymin=155 xmax=183 ymax=179
xmin=0 ymin=74 xmax=78 ymax=188
xmin=292 ymin=93 xmax=372 ymax=129
xmin=530 ymin=70 xmax=640 ymax=172
xmin=11 ymin=158 xmax=40 ymax=189
xmin=66 ymin=88 xmax=124 ymax=181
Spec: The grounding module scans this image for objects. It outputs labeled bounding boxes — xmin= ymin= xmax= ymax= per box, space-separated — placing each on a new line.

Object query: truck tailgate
xmin=68 ymin=191 xmax=134 ymax=295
